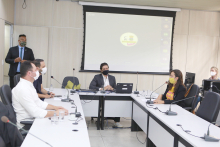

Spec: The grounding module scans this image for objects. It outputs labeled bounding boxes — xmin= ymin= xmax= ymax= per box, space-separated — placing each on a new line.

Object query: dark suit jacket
xmin=89 ymin=74 xmax=117 ymax=90
xmin=5 ymin=46 xmax=35 ymax=76
xmin=162 ymin=84 xmax=186 ymax=107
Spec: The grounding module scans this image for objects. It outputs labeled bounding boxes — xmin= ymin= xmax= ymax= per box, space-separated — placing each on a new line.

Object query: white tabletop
xmin=132 ymin=94 xmax=220 ymax=147
xmin=78 ymin=91 xmax=132 ymax=97
xmin=22 ymin=88 xmax=220 ymax=147
xmin=21 ymin=88 xmax=90 ymax=147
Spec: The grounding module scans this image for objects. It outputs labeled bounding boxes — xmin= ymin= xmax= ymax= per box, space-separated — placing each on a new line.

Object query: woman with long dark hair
xmin=154 ymin=69 xmax=187 ymax=107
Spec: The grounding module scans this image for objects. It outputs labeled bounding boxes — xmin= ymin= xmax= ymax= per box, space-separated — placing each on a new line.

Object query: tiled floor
xmin=86 ymin=117 xmax=146 ymax=147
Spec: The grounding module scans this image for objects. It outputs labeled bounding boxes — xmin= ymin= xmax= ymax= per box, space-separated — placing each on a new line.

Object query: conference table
xmin=21 ymin=88 xmax=220 ymax=147
xmin=21 ymin=89 xmax=90 ymax=147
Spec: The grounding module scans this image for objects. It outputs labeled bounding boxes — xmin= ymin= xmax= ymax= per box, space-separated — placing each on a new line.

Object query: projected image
xmin=84 ymin=11 xmax=174 ymax=73
xmin=120 ymin=32 xmax=138 ymax=47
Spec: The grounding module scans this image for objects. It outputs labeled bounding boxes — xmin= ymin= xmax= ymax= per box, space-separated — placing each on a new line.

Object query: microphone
xmin=134 ymin=72 xmax=139 ymax=94
xmin=165 ymin=96 xmax=196 ymax=116
xmin=1 ymin=116 xmax=53 ymax=147
xmin=71 ymin=68 xmax=76 ymax=93
xmin=70 ymin=102 xmax=81 ymax=119
xmin=146 ymin=81 xmax=167 ymax=104
xmin=51 ymin=76 xmax=71 ymax=102
xmin=204 ymin=122 xmax=220 ymax=142
xmin=210 ymin=82 xmax=213 ymax=92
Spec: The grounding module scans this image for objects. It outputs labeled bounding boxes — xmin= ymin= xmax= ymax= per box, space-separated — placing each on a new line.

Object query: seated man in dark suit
xmin=89 ymin=63 xmax=123 ymax=127
xmin=5 ymin=34 xmax=35 ymax=89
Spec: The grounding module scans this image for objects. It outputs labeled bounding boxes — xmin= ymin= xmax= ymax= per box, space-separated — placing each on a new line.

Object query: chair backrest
xmin=0 ymin=136 xmax=6 ymax=147
xmin=0 ymin=101 xmax=23 ymax=147
xmin=196 ymin=91 xmax=220 ymax=123
xmin=13 ymin=74 xmax=21 ymax=87
xmin=62 ymin=76 xmax=79 ymax=89
xmin=0 ymin=85 xmax=12 ymax=105
xmin=184 ymin=84 xmax=200 ymax=109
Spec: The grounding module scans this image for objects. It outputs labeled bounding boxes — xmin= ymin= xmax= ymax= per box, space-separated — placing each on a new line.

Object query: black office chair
xmin=183 ymin=84 xmax=200 ymax=111
xmin=0 ymin=84 xmax=12 ymax=105
xmin=62 ymin=76 xmax=79 ymax=89
xmin=0 ymin=101 xmax=23 ymax=147
xmin=0 ymin=85 xmax=33 ymax=134
xmin=196 ymin=91 xmax=220 ymax=123
xmin=0 ymin=136 xmax=6 ymax=147
xmin=13 ymin=74 xmax=21 ymax=87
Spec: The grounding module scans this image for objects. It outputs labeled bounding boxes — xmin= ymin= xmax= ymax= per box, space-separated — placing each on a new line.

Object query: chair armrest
xmin=183 ymin=107 xmax=192 ymax=110
xmin=20 ymin=121 xmax=33 ymax=125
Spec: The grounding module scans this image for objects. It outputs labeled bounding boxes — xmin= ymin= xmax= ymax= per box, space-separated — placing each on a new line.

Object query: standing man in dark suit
xmin=89 ymin=63 xmax=123 ymax=128
xmin=5 ymin=34 xmax=35 ymax=89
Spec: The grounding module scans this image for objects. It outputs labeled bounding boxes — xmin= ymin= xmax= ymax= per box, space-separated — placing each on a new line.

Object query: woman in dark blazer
xmin=154 ymin=69 xmax=187 ymax=107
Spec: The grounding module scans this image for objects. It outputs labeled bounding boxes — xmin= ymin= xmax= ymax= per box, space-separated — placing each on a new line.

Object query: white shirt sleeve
xmin=18 ymin=91 xmax=48 ymax=118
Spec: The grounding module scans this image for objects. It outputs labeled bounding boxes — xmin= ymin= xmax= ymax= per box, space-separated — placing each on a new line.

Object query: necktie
xmin=20 ymin=48 xmax=23 ymax=59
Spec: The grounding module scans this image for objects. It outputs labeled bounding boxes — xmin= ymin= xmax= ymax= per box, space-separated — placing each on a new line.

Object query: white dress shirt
xmin=12 ymin=78 xmax=48 ymax=128
xmin=99 ymin=75 xmax=110 ymax=90
xmin=103 ymin=75 xmax=110 ymax=87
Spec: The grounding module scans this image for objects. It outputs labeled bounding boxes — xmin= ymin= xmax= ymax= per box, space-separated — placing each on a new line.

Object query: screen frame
xmin=80 ymin=5 xmax=176 ymax=75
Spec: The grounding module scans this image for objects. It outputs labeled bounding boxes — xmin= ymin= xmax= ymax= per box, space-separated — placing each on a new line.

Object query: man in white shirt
xmin=89 ymin=63 xmax=123 ymax=128
xmin=12 ymin=61 xmax=68 ymax=128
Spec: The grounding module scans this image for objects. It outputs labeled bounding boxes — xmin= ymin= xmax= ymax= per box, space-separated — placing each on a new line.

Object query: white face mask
xmin=41 ymin=67 xmax=47 ymax=75
xmin=210 ymin=71 xmax=216 ymax=76
xmin=31 ymin=70 xmax=40 ymax=80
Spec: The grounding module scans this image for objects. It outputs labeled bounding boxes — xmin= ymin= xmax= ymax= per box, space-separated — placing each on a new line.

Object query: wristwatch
xmin=47 ymin=91 xmax=50 ymax=95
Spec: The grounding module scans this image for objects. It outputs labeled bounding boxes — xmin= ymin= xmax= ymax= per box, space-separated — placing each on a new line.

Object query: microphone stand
xmin=51 ymin=76 xmax=71 ymax=102
xmin=71 ymin=68 xmax=76 ymax=94
xmin=134 ymin=72 xmax=139 ymax=94
xmin=146 ymin=82 xmax=167 ymax=104
xmin=165 ymin=96 xmax=196 ymax=116
xmin=7 ymin=120 xmax=53 ymax=147
xmin=204 ymin=122 xmax=220 ymax=142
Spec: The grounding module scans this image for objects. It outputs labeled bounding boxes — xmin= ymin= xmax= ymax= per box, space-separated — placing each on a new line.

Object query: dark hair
xmin=100 ymin=63 xmax=109 ymax=70
xmin=20 ymin=61 xmax=33 ymax=78
xmin=32 ymin=59 xmax=44 ymax=68
xmin=19 ymin=34 xmax=26 ymax=38
xmin=168 ymin=69 xmax=186 ymax=92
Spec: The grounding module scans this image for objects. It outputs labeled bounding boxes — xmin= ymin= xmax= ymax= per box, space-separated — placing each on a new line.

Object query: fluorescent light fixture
xmin=78 ymin=1 xmax=181 ymax=12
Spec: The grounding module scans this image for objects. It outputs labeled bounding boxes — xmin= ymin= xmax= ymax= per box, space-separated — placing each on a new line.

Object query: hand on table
xmin=44 ymin=94 xmax=52 ymax=98
xmin=104 ymin=85 xmax=113 ymax=91
xmin=55 ymin=106 xmax=68 ymax=115
xmin=49 ymin=92 xmax=55 ymax=98
xmin=154 ymin=100 xmax=164 ymax=104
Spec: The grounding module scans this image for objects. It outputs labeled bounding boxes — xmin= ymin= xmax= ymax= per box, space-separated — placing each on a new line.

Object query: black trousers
xmin=107 ymin=117 xmax=120 ymax=122
xmin=9 ymin=72 xmax=20 ymax=89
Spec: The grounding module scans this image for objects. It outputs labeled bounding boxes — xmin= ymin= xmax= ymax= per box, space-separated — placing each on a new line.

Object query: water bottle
xmin=54 ymin=113 xmax=59 ymax=125
xmin=142 ymin=90 xmax=145 ymax=96
xmin=51 ymin=113 xmax=56 ymax=125
xmin=49 ymin=84 xmax=53 ymax=91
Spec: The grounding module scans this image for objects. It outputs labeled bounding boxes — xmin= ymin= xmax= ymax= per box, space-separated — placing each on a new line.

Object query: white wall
xmin=0 ymin=0 xmax=14 ymax=86
xmin=4 ymin=24 xmax=10 ymax=76
xmin=13 ymin=0 xmax=220 ymax=94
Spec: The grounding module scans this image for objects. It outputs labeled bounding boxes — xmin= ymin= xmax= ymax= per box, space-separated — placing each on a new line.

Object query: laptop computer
xmin=116 ymin=83 xmax=133 ymax=94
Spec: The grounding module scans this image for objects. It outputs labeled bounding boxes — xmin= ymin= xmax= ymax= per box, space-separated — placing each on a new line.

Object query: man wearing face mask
xmin=12 ymin=61 xmax=68 ymax=129
xmin=5 ymin=34 xmax=35 ymax=89
xmin=33 ymin=59 xmax=55 ymax=101
xmin=89 ymin=63 xmax=116 ymax=91
xmin=89 ymin=63 xmax=123 ymax=127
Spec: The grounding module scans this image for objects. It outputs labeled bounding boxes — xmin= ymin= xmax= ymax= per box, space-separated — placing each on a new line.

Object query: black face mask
xmin=102 ymin=70 xmax=109 ymax=75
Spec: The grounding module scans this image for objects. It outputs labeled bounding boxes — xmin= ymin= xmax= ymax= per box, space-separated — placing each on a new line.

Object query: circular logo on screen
xmin=120 ymin=33 xmax=138 ymax=47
